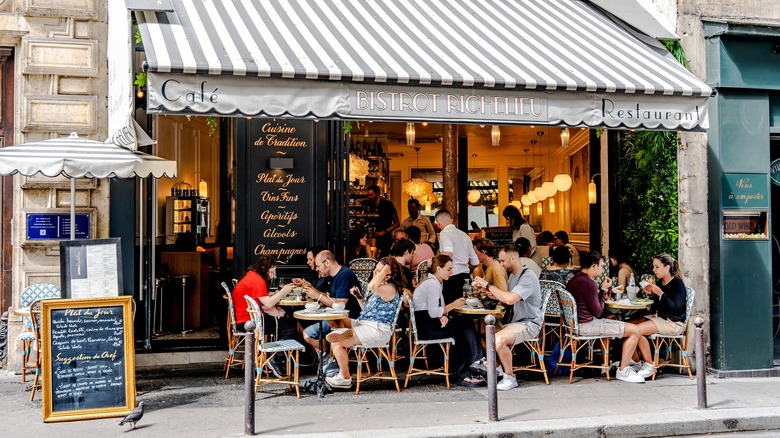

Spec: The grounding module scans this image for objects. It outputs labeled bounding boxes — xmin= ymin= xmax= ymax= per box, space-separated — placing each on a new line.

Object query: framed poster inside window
xmin=59 ymin=238 xmax=123 ymax=299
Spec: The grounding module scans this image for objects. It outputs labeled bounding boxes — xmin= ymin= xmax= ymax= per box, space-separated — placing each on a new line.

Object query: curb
xmin=235 ymin=407 xmax=780 ymax=438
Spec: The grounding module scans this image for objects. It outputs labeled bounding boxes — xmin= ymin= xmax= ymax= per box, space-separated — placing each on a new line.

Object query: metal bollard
xmin=485 ymin=315 xmax=498 ymax=422
xmin=694 ymin=316 xmax=707 ymax=409
xmin=244 ymin=321 xmax=256 ymax=435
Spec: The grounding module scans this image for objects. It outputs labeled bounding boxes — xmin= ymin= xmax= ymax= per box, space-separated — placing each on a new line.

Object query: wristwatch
xmin=485 ymin=281 xmax=493 ymax=290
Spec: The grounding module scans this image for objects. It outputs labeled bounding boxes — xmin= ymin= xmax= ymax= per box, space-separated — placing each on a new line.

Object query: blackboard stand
xmin=41 ymin=296 xmax=136 ymax=423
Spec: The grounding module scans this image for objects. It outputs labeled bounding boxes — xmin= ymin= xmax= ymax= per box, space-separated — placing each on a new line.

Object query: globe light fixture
xmin=527 ymin=191 xmax=538 ymax=203
xmin=554 ymin=173 xmax=573 ymax=192
xmin=520 ymin=194 xmax=532 ymax=206
xmin=468 ymin=189 xmax=481 ymax=203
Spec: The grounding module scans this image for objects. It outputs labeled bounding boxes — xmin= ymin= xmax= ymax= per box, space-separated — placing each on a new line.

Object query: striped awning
xmin=135 ymin=0 xmax=713 ymax=131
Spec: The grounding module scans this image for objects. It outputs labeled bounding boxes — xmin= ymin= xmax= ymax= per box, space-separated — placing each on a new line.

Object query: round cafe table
xmin=453 ymin=305 xmax=505 ymax=316
xmin=605 ymin=300 xmax=652 ymax=320
xmin=278 ymin=298 xmax=307 ymax=307
xmin=293 ymin=308 xmax=349 ymax=397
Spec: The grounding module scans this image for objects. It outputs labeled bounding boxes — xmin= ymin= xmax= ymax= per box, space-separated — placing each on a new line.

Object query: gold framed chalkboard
xmin=41 ymin=296 xmax=136 ymax=423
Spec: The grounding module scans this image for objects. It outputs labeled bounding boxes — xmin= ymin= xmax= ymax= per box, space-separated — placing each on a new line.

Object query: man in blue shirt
xmin=302 ymin=250 xmax=360 ymax=363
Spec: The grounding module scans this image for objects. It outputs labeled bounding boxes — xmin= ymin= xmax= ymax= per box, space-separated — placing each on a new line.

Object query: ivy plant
xmin=205 ymin=116 xmax=219 ymax=137
xmin=613 ymin=40 xmax=690 ymax=273
xmin=617 ymin=130 xmax=679 ymax=273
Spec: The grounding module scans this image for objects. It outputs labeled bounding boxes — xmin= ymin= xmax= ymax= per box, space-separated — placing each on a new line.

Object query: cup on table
xmin=305 ymin=302 xmax=320 ymax=311
xmin=293 ymin=286 xmax=303 ymax=301
xmin=626 ymin=286 xmax=638 ymax=303
xmin=332 ymin=302 xmax=346 ymax=311
xmin=612 ymin=285 xmax=624 ymax=301
xmin=466 ymin=297 xmax=480 ymax=308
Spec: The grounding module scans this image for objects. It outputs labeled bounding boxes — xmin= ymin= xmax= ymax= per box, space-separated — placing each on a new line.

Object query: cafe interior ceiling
xmin=355 ymin=122 xmax=588 ymax=165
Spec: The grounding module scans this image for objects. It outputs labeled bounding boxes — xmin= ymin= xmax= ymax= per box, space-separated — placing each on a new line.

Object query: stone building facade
xmin=2 ymin=0 xmax=778 ymax=374
xmin=1 ymin=0 xmax=108 ymax=370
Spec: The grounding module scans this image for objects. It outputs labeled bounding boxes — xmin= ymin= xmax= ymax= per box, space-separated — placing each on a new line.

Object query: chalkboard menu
xmin=481 ymin=226 xmax=514 ymax=249
xmin=241 ymin=119 xmax=316 ymax=267
xmin=42 ymin=296 xmax=136 ymax=423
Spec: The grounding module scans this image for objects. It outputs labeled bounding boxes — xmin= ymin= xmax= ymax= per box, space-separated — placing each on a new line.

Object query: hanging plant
xmin=206 ymin=116 xmax=219 ymax=137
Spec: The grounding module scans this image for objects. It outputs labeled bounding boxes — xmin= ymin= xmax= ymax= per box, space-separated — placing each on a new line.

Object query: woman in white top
xmin=412 ymin=254 xmax=485 ymax=387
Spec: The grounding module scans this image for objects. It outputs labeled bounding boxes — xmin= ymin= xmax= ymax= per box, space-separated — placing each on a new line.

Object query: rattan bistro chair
xmin=352 ymin=294 xmax=404 ymax=394
xmin=415 ymin=258 xmax=432 ymax=286
xmin=28 ymin=298 xmax=53 ymax=401
xmin=349 ymin=258 xmax=378 ymax=285
xmin=18 ymin=283 xmax=60 ymax=383
xmin=244 ymin=296 xmax=305 ymax=398
xmin=222 ymin=281 xmax=246 ymax=378
xmin=511 ymin=287 xmax=551 ymax=384
xmin=650 ymin=286 xmax=696 ymax=380
xmin=556 ymin=289 xmax=615 ymax=383
xmin=404 ymin=291 xmax=454 ymax=389
xmin=540 ymin=280 xmax=565 ymax=355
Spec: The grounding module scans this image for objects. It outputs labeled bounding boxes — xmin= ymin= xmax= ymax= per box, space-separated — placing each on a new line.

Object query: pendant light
xmin=554 ymin=127 xmax=573 ymax=192
xmin=520 ymin=149 xmax=532 ymax=206
xmin=491 ymin=125 xmax=501 ymax=146
xmin=531 ymin=137 xmax=547 ymax=202
xmin=406 ymin=122 xmax=415 ymax=146
xmin=560 ymin=127 xmax=570 ymax=148
xmin=467 ymin=154 xmax=481 ymax=203
xmin=539 ymin=131 xmax=557 ymax=198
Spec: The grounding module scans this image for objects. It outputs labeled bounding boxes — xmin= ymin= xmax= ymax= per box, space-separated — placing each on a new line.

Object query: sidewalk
xmin=2 ymin=363 xmax=779 ymax=437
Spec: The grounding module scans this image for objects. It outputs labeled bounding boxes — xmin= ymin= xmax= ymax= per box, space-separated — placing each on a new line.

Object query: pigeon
xmin=119 ymin=401 xmax=145 ymax=429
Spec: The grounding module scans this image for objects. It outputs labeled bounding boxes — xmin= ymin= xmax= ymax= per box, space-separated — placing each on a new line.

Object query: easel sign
xmin=42 ymin=296 xmax=136 ymax=423
xmin=59 ymin=238 xmax=123 ymax=299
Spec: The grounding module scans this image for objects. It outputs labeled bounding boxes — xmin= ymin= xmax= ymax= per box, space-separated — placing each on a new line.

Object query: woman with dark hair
xmin=324 ymin=257 xmax=405 ymax=389
xmin=536 ymin=230 xmax=555 ymax=260
xmin=608 ymin=249 xmax=637 ymax=290
xmin=628 ymin=253 xmax=688 ymax=379
xmin=553 ymin=230 xmax=580 ymax=267
xmin=232 ymin=255 xmax=299 ymax=376
xmin=503 ymin=205 xmax=538 ymax=264
xmin=540 ymin=245 xmax=575 ymax=285
xmin=348 ymin=227 xmax=372 ymax=262
xmin=412 ymin=254 xmax=485 ymax=387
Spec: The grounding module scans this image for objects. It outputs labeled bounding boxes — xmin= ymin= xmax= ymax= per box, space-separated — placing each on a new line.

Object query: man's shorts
xmin=578 ymin=318 xmax=625 ymax=337
xmin=502 ymin=321 xmax=537 ymax=345
xmin=303 ymin=320 xmax=331 ymax=339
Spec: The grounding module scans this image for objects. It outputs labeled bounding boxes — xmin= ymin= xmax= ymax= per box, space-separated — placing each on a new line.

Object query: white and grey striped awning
xmin=135 ymin=0 xmax=713 ymax=131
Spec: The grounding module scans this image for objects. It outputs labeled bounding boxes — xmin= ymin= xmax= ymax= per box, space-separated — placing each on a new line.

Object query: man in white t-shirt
xmin=434 ymin=209 xmax=478 ymax=304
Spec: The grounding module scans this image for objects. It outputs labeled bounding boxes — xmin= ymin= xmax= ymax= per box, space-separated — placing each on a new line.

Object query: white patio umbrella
xmin=0 ymin=132 xmax=177 ymax=239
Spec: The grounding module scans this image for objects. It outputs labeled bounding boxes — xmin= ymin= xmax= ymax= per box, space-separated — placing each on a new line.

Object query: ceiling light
xmin=491 ymin=125 xmax=500 ymax=146
xmin=406 ymin=123 xmax=415 ymax=146
xmin=560 ymin=127 xmax=570 ymax=148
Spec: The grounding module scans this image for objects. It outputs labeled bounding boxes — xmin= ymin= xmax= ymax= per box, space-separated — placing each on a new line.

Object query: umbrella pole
xmin=70 ymin=177 xmax=75 ymax=240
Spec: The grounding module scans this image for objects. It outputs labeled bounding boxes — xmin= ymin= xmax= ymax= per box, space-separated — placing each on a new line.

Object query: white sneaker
xmin=628 ymin=358 xmax=642 ymax=371
xmin=496 ymin=375 xmax=518 ymax=391
xmin=615 ymin=366 xmax=645 ymax=383
xmin=637 ymin=362 xmax=655 ymax=379
xmin=325 ymin=373 xmax=353 ymax=388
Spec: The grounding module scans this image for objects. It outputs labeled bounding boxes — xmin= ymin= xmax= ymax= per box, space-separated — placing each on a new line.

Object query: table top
xmin=453 ymin=305 xmax=505 ymax=315
xmin=278 ymin=299 xmax=307 ymax=307
xmin=13 ymin=307 xmax=30 ymax=317
xmin=605 ymin=300 xmax=652 ymax=310
xmin=293 ymin=309 xmax=349 ymax=321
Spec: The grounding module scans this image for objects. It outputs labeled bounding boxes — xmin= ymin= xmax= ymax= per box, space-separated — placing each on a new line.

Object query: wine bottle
xmin=374 ymin=138 xmax=382 ymax=157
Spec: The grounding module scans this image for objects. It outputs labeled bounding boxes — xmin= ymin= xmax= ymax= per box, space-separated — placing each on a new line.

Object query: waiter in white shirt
xmin=434 ymin=209 xmax=479 ymax=304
